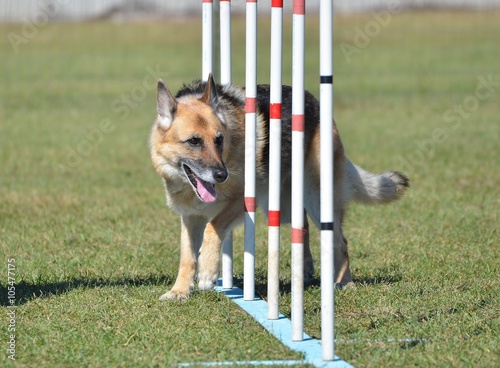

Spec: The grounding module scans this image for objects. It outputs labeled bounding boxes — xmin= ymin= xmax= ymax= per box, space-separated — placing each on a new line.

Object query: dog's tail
xmin=346 ymin=159 xmax=409 ymax=205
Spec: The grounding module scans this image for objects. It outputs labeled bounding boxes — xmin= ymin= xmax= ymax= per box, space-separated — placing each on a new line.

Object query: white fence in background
xmin=0 ymin=0 xmax=499 ymax=22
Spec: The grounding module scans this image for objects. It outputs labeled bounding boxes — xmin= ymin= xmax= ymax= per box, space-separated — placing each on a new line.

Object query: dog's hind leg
xmin=303 ymin=213 xmax=315 ymax=282
xmin=303 ymin=138 xmax=352 ymax=286
xmin=334 ymin=209 xmax=352 ymax=285
xmin=304 ymin=197 xmax=352 ymax=286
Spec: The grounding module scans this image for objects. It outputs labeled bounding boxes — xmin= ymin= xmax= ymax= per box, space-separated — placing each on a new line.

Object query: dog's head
xmin=149 ymin=74 xmax=229 ymax=203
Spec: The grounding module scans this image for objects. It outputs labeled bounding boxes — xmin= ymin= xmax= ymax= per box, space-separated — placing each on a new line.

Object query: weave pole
xmin=220 ymin=0 xmax=232 ymax=86
xmin=320 ymin=0 xmax=335 ymax=361
xmin=202 ymin=0 xmax=213 ymax=81
xmin=291 ymin=0 xmax=305 ymax=341
xmin=243 ymin=0 xmax=258 ymax=301
xmin=219 ymin=0 xmax=234 ymax=290
xmin=201 ymin=0 xmax=338 ymax=360
xmin=267 ymin=0 xmax=283 ymax=320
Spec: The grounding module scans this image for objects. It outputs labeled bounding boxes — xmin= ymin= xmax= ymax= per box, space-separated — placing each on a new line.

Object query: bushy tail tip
xmin=348 ymin=162 xmax=409 ymax=205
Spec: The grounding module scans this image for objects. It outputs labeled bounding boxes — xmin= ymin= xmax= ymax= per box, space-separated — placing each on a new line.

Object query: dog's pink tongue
xmin=196 ymin=178 xmax=217 ymax=202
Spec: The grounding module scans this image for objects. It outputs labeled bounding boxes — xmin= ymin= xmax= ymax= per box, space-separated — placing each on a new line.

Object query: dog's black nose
xmin=213 ymin=167 xmax=228 ymax=183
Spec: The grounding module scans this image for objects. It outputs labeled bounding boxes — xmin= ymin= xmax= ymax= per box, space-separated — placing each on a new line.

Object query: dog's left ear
xmin=200 ymin=73 xmax=219 ymax=107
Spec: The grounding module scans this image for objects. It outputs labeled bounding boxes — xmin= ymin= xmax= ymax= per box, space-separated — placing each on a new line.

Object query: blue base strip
xmin=214 ymin=281 xmax=354 ymax=368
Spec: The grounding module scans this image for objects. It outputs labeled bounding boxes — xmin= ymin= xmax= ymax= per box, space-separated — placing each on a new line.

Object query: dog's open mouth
xmin=183 ymin=164 xmax=217 ymax=203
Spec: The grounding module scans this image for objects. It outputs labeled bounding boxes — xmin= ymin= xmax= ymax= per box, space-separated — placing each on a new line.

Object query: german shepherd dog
xmin=149 ymin=74 xmax=409 ymax=300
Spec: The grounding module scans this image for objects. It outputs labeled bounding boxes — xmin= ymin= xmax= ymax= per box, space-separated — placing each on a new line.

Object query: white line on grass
xmin=177 ymin=360 xmax=307 ymax=366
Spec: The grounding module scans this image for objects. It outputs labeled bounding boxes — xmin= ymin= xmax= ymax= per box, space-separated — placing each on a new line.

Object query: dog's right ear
xmin=200 ymin=73 xmax=219 ymax=107
xmin=156 ymin=80 xmax=177 ymax=130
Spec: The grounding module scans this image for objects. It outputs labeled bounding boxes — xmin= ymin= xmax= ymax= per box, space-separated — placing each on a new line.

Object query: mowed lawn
xmin=1 ymin=10 xmax=499 ymax=367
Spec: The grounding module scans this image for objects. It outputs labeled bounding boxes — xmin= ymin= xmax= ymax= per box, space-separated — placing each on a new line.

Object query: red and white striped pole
xmin=291 ymin=0 xmax=305 ymax=341
xmin=267 ymin=0 xmax=283 ymax=320
xmin=220 ymin=0 xmax=233 ymax=290
xmin=202 ymin=0 xmax=213 ymax=81
xmin=320 ymin=0 xmax=335 ymax=361
xmin=243 ymin=0 xmax=258 ymax=301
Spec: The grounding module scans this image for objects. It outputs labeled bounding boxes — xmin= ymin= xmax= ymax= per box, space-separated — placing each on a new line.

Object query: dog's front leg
xmin=160 ymin=215 xmax=206 ymax=300
xmin=197 ymin=202 xmax=243 ymax=292
xmin=196 ymin=222 xmax=224 ymax=291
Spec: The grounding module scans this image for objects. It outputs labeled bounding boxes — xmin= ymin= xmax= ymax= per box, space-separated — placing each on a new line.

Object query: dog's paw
xmin=197 ymin=249 xmax=220 ymax=292
xmin=335 ymin=281 xmax=356 ymax=290
xmin=159 ymin=290 xmax=189 ymax=301
xmin=159 ymin=284 xmax=193 ymax=301
xmin=159 ymin=291 xmax=188 ymax=301
xmin=198 ymin=271 xmax=218 ymax=292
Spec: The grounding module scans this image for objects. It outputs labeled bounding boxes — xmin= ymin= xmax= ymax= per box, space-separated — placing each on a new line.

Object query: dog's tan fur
xmin=149 ymin=75 xmax=409 ymax=300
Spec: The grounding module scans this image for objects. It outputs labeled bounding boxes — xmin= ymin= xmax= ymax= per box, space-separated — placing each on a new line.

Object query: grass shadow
xmin=232 ymin=267 xmax=403 ymax=299
xmin=353 ymin=265 xmax=404 ymax=286
xmin=0 ymin=274 xmax=173 ymax=307
xmin=3 ymin=266 xmax=403 ymax=307
xmin=353 ymin=273 xmax=403 ymax=286
xmin=399 ymin=339 xmax=426 ymax=349
xmin=233 ymin=275 xmax=322 ymax=300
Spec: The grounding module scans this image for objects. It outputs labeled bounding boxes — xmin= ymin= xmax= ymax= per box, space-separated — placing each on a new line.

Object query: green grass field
xmin=1 ymin=10 xmax=499 ymax=367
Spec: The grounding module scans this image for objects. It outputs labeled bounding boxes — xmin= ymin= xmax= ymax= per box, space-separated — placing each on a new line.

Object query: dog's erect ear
xmin=157 ymin=79 xmax=177 ymax=129
xmin=200 ymin=73 xmax=219 ymax=107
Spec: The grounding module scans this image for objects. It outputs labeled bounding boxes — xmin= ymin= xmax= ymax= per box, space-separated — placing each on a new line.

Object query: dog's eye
xmin=187 ymin=137 xmax=203 ymax=146
xmin=214 ymin=133 xmax=224 ymax=147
